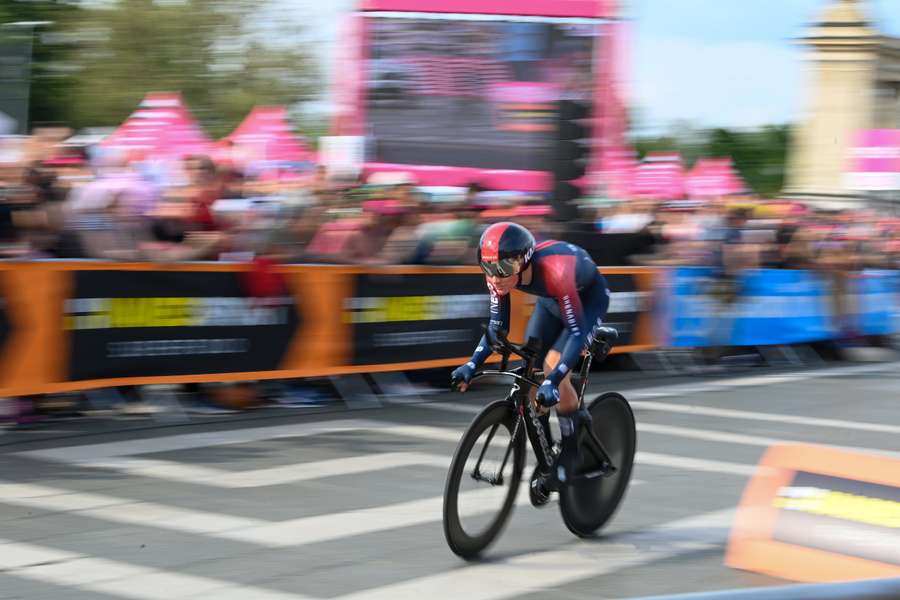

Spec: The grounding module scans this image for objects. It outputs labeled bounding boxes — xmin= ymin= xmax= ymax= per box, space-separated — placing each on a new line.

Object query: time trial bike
xmin=443 ymin=326 xmax=636 ymax=560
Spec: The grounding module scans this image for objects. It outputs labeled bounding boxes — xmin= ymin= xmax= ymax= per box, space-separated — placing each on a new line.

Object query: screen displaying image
xmin=365 ymin=15 xmax=600 ymax=171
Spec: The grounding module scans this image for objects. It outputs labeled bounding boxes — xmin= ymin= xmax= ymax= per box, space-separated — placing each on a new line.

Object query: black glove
xmin=450 ymin=361 xmax=476 ymax=390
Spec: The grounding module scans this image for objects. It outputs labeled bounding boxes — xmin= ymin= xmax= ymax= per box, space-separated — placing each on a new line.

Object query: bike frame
xmin=468 ymin=335 xmax=616 ymax=484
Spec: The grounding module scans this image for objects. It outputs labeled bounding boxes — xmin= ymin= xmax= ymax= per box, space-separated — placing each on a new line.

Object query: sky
xmin=628 ymin=0 xmax=900 ymax=132
xmin=273 ymin=0 xmax=900 ymax=131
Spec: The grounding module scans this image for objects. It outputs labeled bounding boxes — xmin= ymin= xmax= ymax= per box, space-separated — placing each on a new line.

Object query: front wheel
xmin=558 ymin=392 xmax=636 ymax=537
xmin=443 ymin=399 xmax=526 ymax=560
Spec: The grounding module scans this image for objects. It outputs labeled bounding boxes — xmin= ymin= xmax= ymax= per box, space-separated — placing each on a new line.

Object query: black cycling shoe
xmin=529 ymin=465 xmax=552 ymax=508
xmin=545 ymin=436 xmax=583 ymax=491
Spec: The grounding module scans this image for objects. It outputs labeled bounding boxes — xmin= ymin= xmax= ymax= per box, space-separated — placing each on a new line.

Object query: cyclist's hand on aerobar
xmin=450 ymin=362 xmax=476 ymax=392
xmin=536 ymin=379 xmax=560 ymax=408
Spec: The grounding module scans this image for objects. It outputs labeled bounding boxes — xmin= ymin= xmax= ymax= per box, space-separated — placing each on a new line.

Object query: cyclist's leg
xmin=524 ymin=299 xmax=566 ymax=501
xmin=548 ymin=282 xmax=610 ymax=480
xmin=523 ymin=298 xmax=564 ymax=425
xmin=544 ymin=341 xmax=581 ymax=481
xmin=548 ymin=279 xmax=609 ymax=415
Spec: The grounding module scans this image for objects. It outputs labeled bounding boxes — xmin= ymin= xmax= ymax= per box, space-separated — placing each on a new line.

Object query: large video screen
xmin=365 ymin=15 xmax=599 ymax=171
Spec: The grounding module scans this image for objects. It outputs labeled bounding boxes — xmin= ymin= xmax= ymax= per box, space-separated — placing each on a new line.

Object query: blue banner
xmin=667 ymin=268 xmax=899 ymax=347
xmin=856 ymin=270 xmax=900 ymax=336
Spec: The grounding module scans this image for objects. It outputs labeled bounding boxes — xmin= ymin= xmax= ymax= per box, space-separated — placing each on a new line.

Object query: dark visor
xmin=480 ymin=258 xmax=522 ymax=278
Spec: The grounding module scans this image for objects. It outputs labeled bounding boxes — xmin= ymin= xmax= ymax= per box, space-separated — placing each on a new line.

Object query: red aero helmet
xmin=478 ymin=222 xmax=535 ymax=278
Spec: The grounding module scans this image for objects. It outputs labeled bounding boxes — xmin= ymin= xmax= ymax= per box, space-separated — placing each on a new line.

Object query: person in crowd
xmin=341 ymin=199 xmax=409 ymax=263
xmin=374 ymin=206 xmax=429 ymax=265
xmin=699 ymin=207 xmax=754 ymax=364
xmin=602 ymin=198 xmax=656 ymax=234
xmin=69 ymin=190 xmax=151 ymax=260
xmin=813 ymin=217 xmax=862 ymax=342
xmin=182 ymin=154 xmax=224 ymax=232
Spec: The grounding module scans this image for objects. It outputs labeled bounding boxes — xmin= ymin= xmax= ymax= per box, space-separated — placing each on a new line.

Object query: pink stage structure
xmin=599 ymin=144 xmax=638 ymax=199
xmin=686 ymin=157 xmax=746 ymax=199
xmin=630 ymin=153 xmax=686 ymax=200
xmin=100 ymin=93 xmax=212 ymax=161
xmin=332 ymin=0 xmax=624 ymax=192
xmin=217 ymin=106 xmax=315 ymax=169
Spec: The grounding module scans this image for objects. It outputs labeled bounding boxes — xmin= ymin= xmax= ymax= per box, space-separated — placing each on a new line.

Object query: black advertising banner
xmin=65 ymin=270 xmax=300 ymax=381
xmin=347 ymin=273 xmax=490 ymax=366
xmin=601 ymin=273 xmax=648 ymax=347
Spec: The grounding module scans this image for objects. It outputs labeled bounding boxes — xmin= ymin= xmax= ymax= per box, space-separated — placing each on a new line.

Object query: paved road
xmin=0 ymin=360 xmax=897 ymax=599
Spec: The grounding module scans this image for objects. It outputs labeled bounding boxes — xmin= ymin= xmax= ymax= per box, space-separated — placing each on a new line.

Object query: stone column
xmin=784 ymin=0 xmax=881 ymax=208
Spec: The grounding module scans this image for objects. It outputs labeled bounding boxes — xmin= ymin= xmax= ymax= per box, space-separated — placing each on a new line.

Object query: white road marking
xmin=336 ymin=508 xmax=735 ymax=600
xmin=0 ymin=538 xmax=314 ymax=600
xmin=622 ymin=361 xmax=899 ymax=399
xmin=3 ymin=362 xmax=892 ymax=597
xmin=380 ymin=424 xmax=464 ymax=443
xmin=83 ymin=452 xmax=449 ymax=488
xmin=636 ymin=452 xmax=757 ymax=476
xmin=425 ymin=362 xmax=899 ymax=409
xmin=16 ymin=418 xmax=380 ymax=462
xmin=0 ymin=443 xmax=749 ymax=550
xmin=17 ymin=361 xmax=898 ymax=466
xmin=222 ymin=485 xmax=535 ymax=547
xmin=630 ymin=400 xmax=900 ymax=435
xmin=414 ymin=402 xmax=898 ymax=456
xmin=0 ymin=479 xmax=530 ymax=549
xmin=0 ymin=508 xmax=734 ymax=600
xmin=18 ymin=420 xmax=464 ymax=466
xmin=0 ymin=481 xmax=268 ymax=534
xmin=413 ymin=402 xmax=489 ymax=415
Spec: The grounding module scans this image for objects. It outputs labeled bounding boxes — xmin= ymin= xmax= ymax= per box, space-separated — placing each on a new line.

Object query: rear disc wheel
xmin=558 ymin=392 xmax=636 ymax=537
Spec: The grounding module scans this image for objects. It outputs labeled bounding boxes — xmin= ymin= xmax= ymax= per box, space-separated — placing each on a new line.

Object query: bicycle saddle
xmin=592 ymin=326 xmax=619 ymax=343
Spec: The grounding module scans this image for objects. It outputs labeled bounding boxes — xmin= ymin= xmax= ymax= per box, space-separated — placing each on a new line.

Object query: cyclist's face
xmin=487 ymin=273 xmax=517 ymax=296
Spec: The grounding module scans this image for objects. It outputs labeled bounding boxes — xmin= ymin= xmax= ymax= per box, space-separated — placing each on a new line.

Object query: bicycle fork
xmin=471 ymin=394 xmax=526 ymax=486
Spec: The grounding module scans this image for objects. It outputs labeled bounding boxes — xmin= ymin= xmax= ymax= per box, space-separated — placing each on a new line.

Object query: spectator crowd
xmin=2 ymin=130 xmax=898 ymax=273
xmin=1 ymin=128 xmax=897 ymax=425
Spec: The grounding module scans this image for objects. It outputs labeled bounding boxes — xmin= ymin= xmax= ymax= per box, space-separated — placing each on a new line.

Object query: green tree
xmin=632 ymin=120 xmax=708 ymax=167
xmin=66 ymin=0 xmax=319 ymax=137
xmin=708 ymin=126 xmax=790 ymax=196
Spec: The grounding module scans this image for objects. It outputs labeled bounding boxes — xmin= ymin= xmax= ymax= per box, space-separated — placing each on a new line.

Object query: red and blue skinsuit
xmin=468 ymin=240 xmax=610 ymax=388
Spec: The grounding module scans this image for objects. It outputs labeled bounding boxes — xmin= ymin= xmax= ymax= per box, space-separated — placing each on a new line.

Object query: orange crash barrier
xmin=726 ymin=443 xmax=900 ymax=583
xmin=0 ymin=262 xmax=661 ymax=397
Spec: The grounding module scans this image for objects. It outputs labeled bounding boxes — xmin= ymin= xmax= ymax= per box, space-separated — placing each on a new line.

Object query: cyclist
xmin=451 ymin=221 xmax=610 ymax=503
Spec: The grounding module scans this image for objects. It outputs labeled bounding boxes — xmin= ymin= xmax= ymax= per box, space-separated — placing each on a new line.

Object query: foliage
xmin=3 ymin=0 xmax=319 ymax=136
xmin=67 ymin=0 xmax=319 ymax=137
xmin=706 ymin=126 xmax=790 ymax=197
